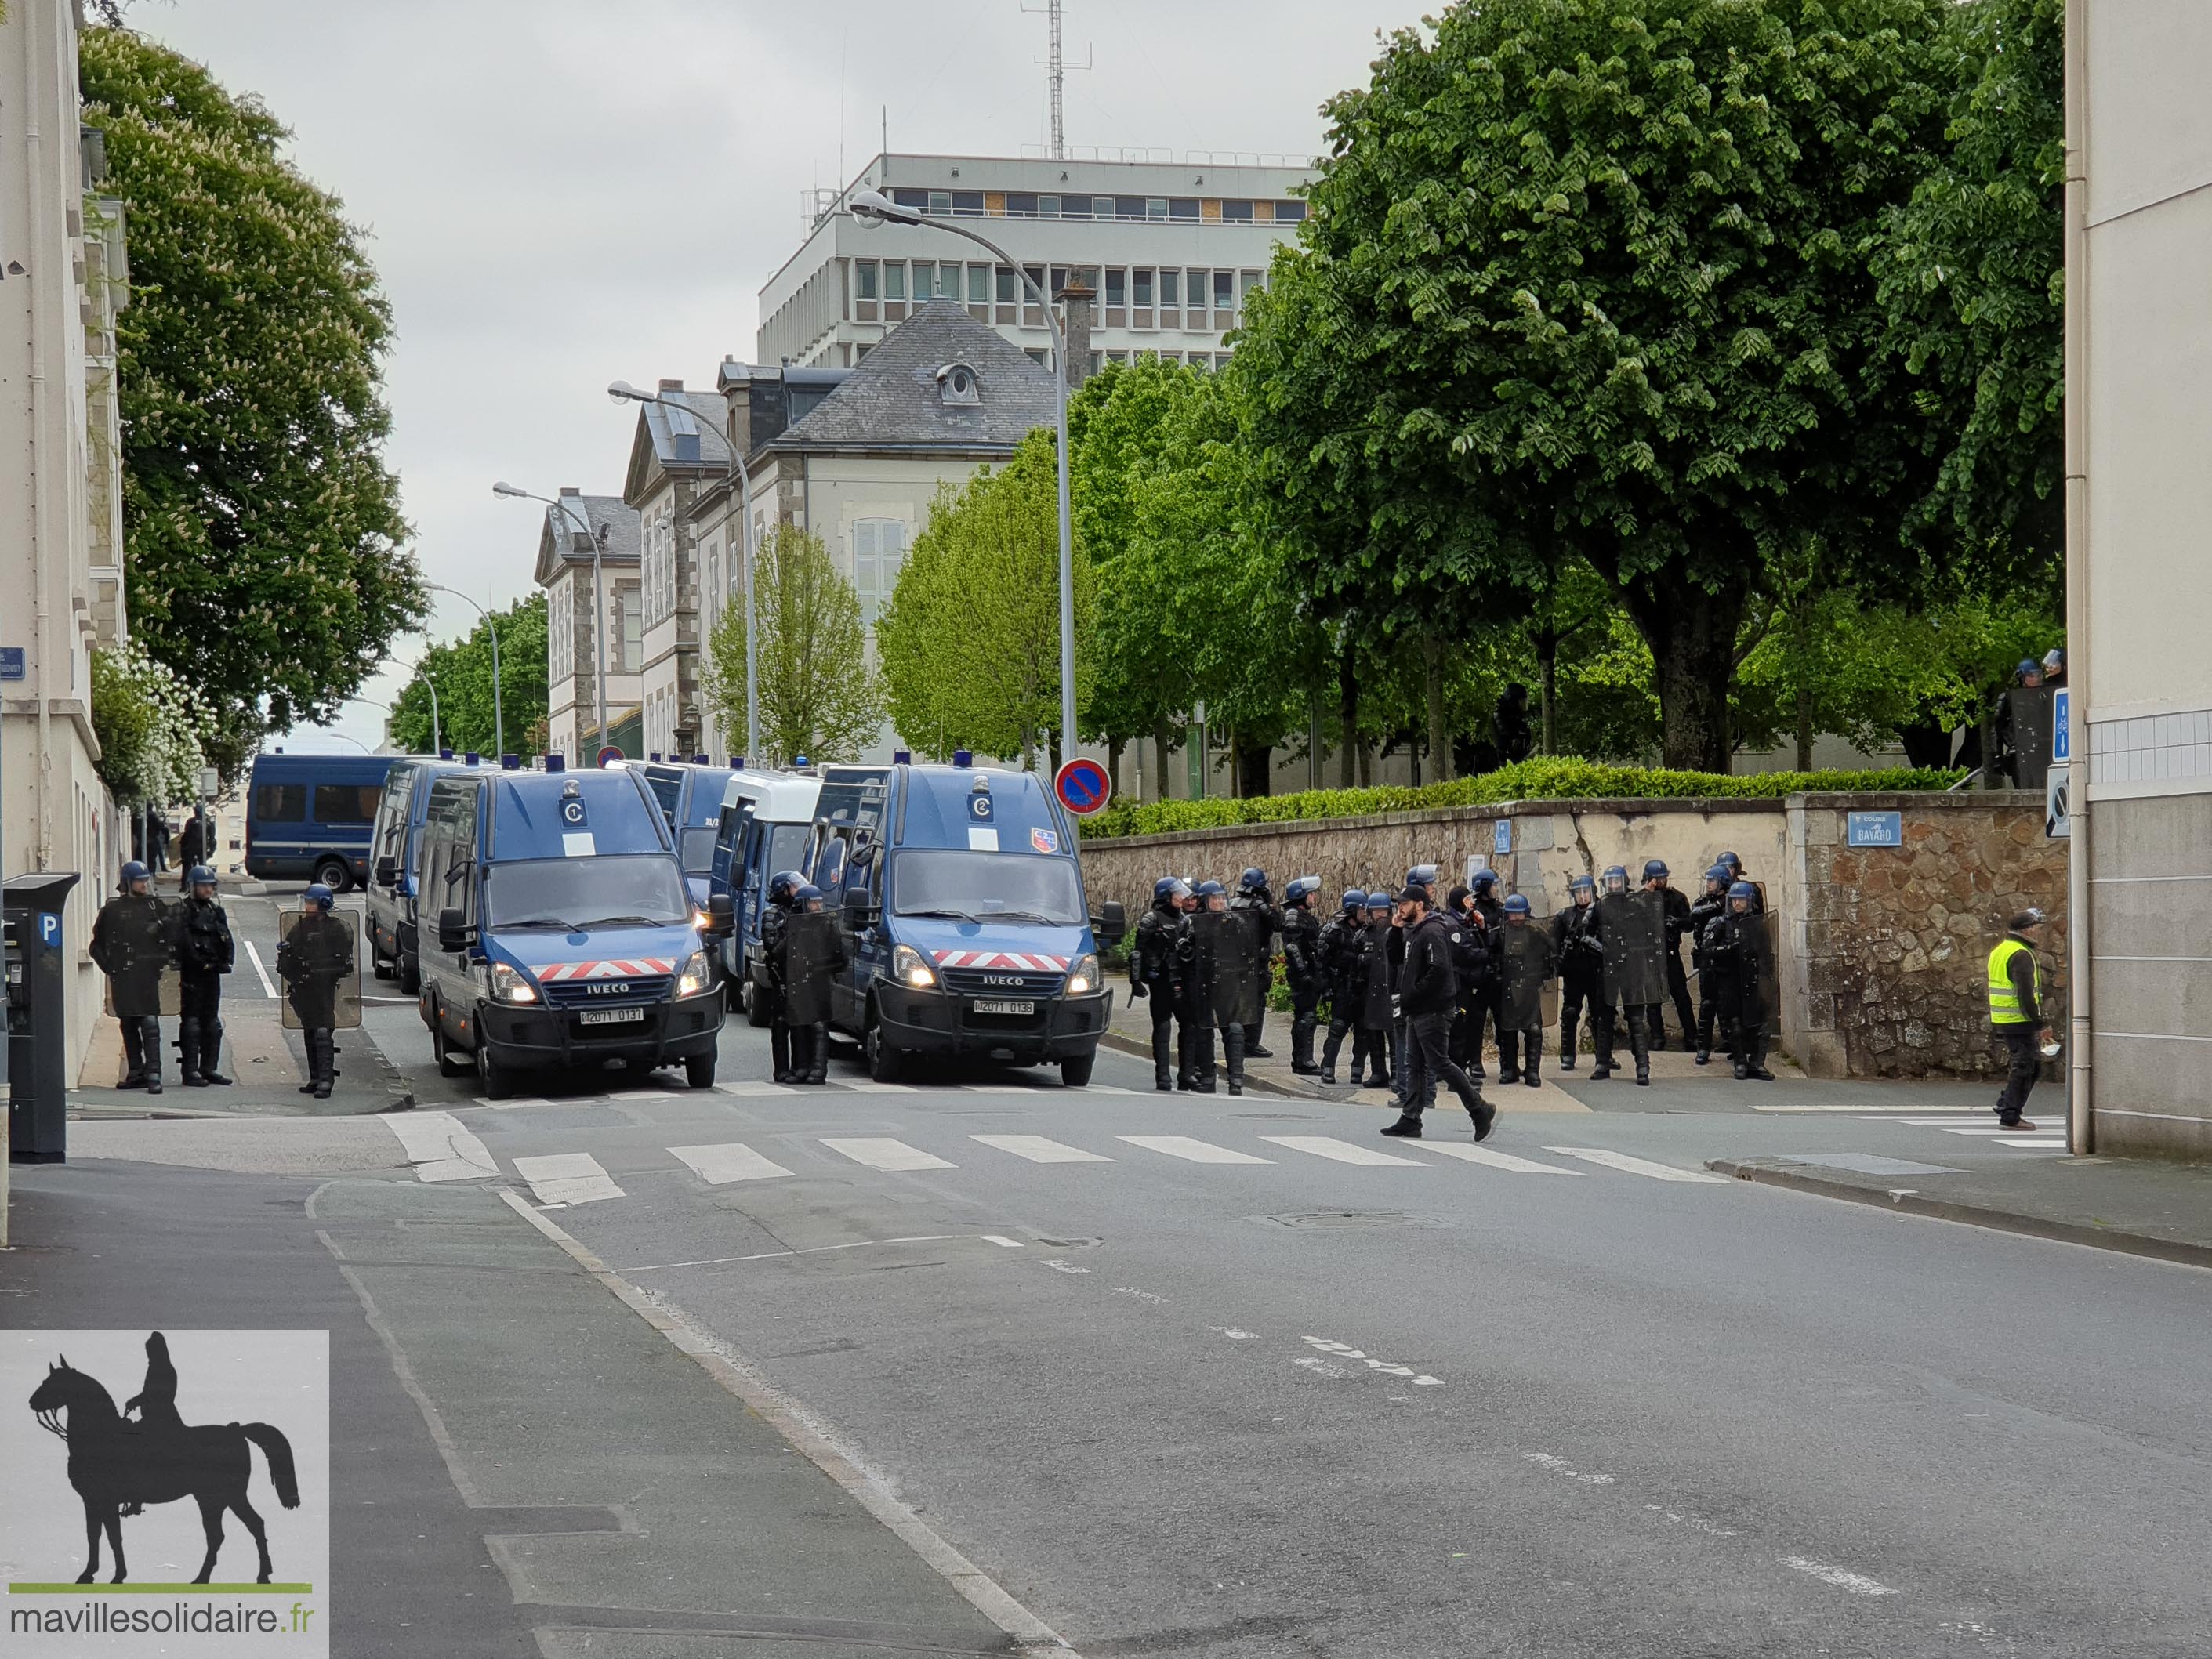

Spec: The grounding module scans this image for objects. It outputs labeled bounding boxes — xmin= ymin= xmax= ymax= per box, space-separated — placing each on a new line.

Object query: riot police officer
xmin=1588 ymin=864 xmax=1663 ymax=1085
xmin=1317 ymin=888 xmax=1365 ymax=1086
xmin=1716 ymin=882 xmax=1775 ymax=1080
xmin=756 ymin=869 xmax=803 ymax=1083
xmin=1687 ymin=865 xmax=1732 ymax=1064
xmin=778 ymin=883 xmax=847 ymax=1085
xmin=1229 ymin=867 xmax=1282 ymax=1059
xmin=1715 ymin=851 xmax=1763 ymax=913
xmin=1640 ymin=860 xmax=1696 ymax=1051
xmin=1179 ymin=880 xmax=1251 ymax=1095
xmin=1550 ymin=873 xmax=1602 ymax=1071
xmin=278 ymin=883 xmax=354 ymax=1099
xmin=174 ymin=865 xmax=234 ymax=1087
xmin=1357 ymin=891 xmax=1398 ymax=1091
xmin=1443 ymin=886 xmax=1489 ymax=1070
xmin=1131 ymin=876 xmax=1190 ymax=1092
xmin=1280 ymin=876 xmax=1325 ymax=1074
xmin=1460 ymin=870 xmax=1506 ymax=1079
xmin=90 ymin=860 xmax=172 ymax=1093
xmin=1492 ymin=893 xmax=1557 ymax=1087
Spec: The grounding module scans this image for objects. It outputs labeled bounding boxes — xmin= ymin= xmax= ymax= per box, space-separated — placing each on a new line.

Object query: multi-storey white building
xmin=757 ymin=151 xmax=1316 ymax=372
xmin=534 ymin=488 xmax=643 ymax=764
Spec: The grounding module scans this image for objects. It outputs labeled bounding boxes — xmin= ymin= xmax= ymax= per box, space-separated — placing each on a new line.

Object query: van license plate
xmin=578 ymin=1006 xmax=646 ymax=1026
xmin=971 ymin=999 xmax=1035 ymax=1016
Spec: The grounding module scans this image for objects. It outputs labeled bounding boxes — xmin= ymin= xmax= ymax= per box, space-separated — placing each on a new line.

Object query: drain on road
xmin=1035 ymin=1236 xmax=1101 ymax=1250
xmin=1256 ymin=1212 xmax=1440 ymax=1231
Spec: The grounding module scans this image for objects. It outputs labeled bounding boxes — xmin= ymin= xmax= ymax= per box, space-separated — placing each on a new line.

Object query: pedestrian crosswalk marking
xmin=669 ymin=1143 xmax=795 ymax=1184
xmin=1420 ymin=1144 xmax=1583 ymax=1175
xmin=1546 ymin=1147 xmax=1728 ymax=1183
xmin=1996 ymin=1138 xmax=2068 ymax=1150
xmin=1116 ymin=1135 xmax=1272 ymax=1165
xmin=716 ymin=1081 xmax=806 ymax=1096
xmin=383 ymin=1110 xmax=498 ymax=1183
xmin=970 ymin=1134 xmax=1115 ymax=1163
xmin=1750 ymin=1103 xmax=1983 ymax=1114
xmin=822 ymin=1137 xmax=956 ymax=1172
xmin=1260 ymin=1136 xmax=1424 ymax=1168
xmin=513 ymin=1152 xmax=625 ymax=1205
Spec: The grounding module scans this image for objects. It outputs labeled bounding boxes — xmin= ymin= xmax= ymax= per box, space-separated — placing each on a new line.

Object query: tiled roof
xmin=771 ymin=299 xmax=1058 ymax=452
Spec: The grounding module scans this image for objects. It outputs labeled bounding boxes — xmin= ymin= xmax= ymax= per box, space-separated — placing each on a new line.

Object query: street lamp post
xmin=425 ymin=585 xmax=502 ymax=759
xmin=846 ymin=187 xmax=1078 ymax=764
xmin=606 ymin=381 xmax=756 ymax=765
xmin=495 ymin=483 xmax=607 ymax=757
xmin=354 ymin=680 xmax=437 ymax=755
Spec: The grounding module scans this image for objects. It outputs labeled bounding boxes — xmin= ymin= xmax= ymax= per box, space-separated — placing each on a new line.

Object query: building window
xmin=1023 ymin=265 xmax=1046 ymax=324
xmin=937 ymin=361 xmax=980 ymax=405
xmin=890 ymin=187 xmax=931 ymax=212
xmin=952 ymin=190 xmax=985 ymax=215
xmin=1145 ymin=197 xmax=1168 ymax=219
xmin=928 ymin=190 xmax=952 ymax=216
xmin=1039 ymin=194 xmax=1061 ymax=218
xmin=852 ymin=518 xmax=908 ymax=629
xmin=1159 ymin=268 xmax=1180 ymax=309
xmin=1220 ymin=198 xmax=1255 ymax=223
xmin=1277 ymin=200 xmax=1307 ymax=223
xmin=1024 ymin=346 xmax=1048 ymax=366
xmin=1106 ymin=349 xmax=1129 ymax=364
xmin=883 ymin=262 xmax=907 ymax=301
xmin=1091 ymin=196 xmax=1114 ymax=219
xmin=1170 ymin=197 xmax=1199 ymax=221
xmin=996 ymin=266 xmax=1017 ymax=304
xmin=1006 ymin=191 xmax=1039 ymax=216
xmin=1116 ymin=195 xmax=1146 ymax=221
xmin=1213 ymin=270 xmax=1235 ymax=313
xmin=1104 ymin=268 xmax=1126 ymax=306
xmin=1089 ymin=350 xmax=1102 ymax=375
xmin=621 ymin=589 xmax=642 ymax=672
xmin=1186 ymin=268 xmax=1209 ymax=324
xmin=1133 ymin=268 xmax=1154 ymax=307
xmin=855 ymin=260 xmax=879 ymax=299
xmin=1240 ymin=269 xmax=1264 ymax=307
xmin=968 ymin=262 xmax=992 ymax=302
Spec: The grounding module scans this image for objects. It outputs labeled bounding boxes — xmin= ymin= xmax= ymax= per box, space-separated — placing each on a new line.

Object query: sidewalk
xmin=0 ymin=1157 xmax=1059 ymax=1657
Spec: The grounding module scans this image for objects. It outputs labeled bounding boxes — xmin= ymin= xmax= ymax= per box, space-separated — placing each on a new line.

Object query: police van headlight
xmin=891 ymin=944 xmax=937 ymax=989
xmin=489 ymin=962 xmax=538 ymax=1005
xmin=1065 ymin=953 xmax=1101 ymax=995
xmin=676 ymin=949 xmax=714 ymax=999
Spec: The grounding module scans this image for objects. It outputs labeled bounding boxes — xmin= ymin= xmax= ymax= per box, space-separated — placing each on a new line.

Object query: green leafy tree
xmin=80 ymin=29 xmax=424 ymax=773
xmin=388 ymin=595 xmax=548 ymax=757
xmin=702 ymin=525 xmax=884 ymax=766
xmin=1266 ymin=0 xmax=1953 ymax=771
xmin=90 ymin=640 xmax=212 ymax=806
xmin=877 ymin=437 xmax=1094 ymax=769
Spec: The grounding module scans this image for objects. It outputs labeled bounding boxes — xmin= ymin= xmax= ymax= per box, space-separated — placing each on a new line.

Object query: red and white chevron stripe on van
xmin=931 ymin=950 xmax=1070 ymax=971
xmin=536 ymin=958 xmax=676 ymax=982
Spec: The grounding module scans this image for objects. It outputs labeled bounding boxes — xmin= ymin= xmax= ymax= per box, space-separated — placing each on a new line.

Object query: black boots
xmin=1497 ymin=1031 xmax=1522 ymax=1086
xmin=1221 ymin=1025 xmax=1246 ymax=1097
xmin=1380 ymin=1112 xmax=1422 ymax=1139
xmin=120 ymin=1018 xmax=147 ymax=1089
xmin=806 ymin=1022 xmax=830 ymax=1085
xmin=1743 ymin=1031 xmax=1775 ymax=1081
xmin=1467 ymin=1092 xmax=1497 ymax=1141
xmin=179 ymin=1018 xmax=205 ymax=1087
xmin=1151 ymin=1020 xmax=1175 ymax=1092
xmin=300 ymin=1029 xmax=334 ymax=1099
xmin=1521 ymin=1039 xmax=1541 ymax=1088
xmin=1560 ymin=1012 xmax=1579 ymax=1073
xmin=771 ymin=1020 xmax=795 ymax=1084
xmin=201 ymin=1020 xmax=230 ymax=1085
xmin=1290 ymin=1009 xmax=1320 ymax=1075
xmin=139 ymin=1017 xmax=163 ymax=1095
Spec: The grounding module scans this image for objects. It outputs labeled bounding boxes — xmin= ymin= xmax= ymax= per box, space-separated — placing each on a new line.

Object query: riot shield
xmin=1195 ymin=907 xmax=1252 ymax=1026
xmin=1496 ymin=925 xmax=1551 ymax=1030
xmin=276 ymin=908 xmax=362 ymax=1030
xmin=779 ymin=907 xmax=839 ymax=1026
xmin=1360 ymin=922 xmax=1396 ymax=1030
xmin=2006 ymin=685 xmax=2054 ymax=792
xmin=99 ymin=900 xmax=179 ymax=1019
xmin=1743 ymin=910 xmax=1781 ymax=1037
xmin=1598 ymin=889 xmax=1667 ymax=1006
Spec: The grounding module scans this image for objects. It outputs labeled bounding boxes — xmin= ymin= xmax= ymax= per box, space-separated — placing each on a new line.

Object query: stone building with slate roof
xmin=531 ymin=488 xmax=642 ymax=763
xmin=618 ymin=382 xmax=736 ymax=760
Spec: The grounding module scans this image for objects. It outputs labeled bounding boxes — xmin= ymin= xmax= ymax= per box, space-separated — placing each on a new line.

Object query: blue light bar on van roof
xmin=730 ymin=755 xmax=743 ymax=769
xmin=648 ymin=752 xmax=662 ymax=762
xmin=464 ymin=752 xmax=480 ymax=766
xmin=952 ymin=749 xmax=974 ymax=768
xmin=893 ymin=749 xmax=912 ymax=765
xmin=545 ymin=753 xmax=566 ymax=773
xmin=793 ymin=755 xmax=810 ymax=768
xmin=437 ymin=748 xmax=454 ymax=760
xmin=500 ymin=753 xmax=520 ymax=770
xmin=691 ymin=752 xmax=708 ymax=765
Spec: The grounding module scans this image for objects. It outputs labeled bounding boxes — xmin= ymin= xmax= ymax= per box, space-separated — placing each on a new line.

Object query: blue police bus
xmin=244 ymin=752 xmax=393 ymax=891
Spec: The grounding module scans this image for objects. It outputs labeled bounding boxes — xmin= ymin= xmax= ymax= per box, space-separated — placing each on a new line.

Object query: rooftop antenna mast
xmin=1048 ymin=0 xmax=1064 ymax=159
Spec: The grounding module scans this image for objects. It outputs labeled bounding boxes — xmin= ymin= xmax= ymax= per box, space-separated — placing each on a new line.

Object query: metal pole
xmin=488 ymin=618 xmax=503 ymax=759
xmin=426 ymin=676 xmax=441 ymax=755
xmin=2062 ymin=0 xmax=2092 ymax=1156
xmin=592 ymin=526 xmax=610 ymax=752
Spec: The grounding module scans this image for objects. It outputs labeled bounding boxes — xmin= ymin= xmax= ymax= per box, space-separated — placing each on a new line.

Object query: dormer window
xmin=935 ymin=361 xmax=980 ymax=406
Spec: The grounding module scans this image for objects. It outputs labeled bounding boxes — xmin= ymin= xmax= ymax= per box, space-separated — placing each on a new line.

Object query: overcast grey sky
xmin=129 ymin=0 xmax=1412 ymax=752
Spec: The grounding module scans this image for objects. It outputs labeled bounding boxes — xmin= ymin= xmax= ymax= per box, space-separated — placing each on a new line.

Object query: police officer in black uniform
xmin=174 ymin=864 xmax=234 ymax=1087
xmin=1279 ymin=876 xmax=1325 ymax=1074
xmin=90 ymin=860 xmax=172 ymax=1093
xmin=1716 ymin=851 xmax=1763 ymax=912
xmin=756 ymin=869 xmax=803 ymax=1082
xmin=1640 ymin=860 xmax=1697 ymax=1051
xmin=1461 ymin=870 xmax=1506 ymax=1079
xmin=1550 ymin=873 xmax=1602 ymax=1071
xmin=1714 ymin=881 xmax=1775 ymax=1080
xmin=1179 ymin=880 xmax=1250 ymax=1095
xmin=1382 ymin=886 xmax=1494 ymax=1141
xmin=1317 ymin=888 xmax=1365 ymax=1086
xmin=1131 ymin=876 xmax=1189 ymax=1092
xmin=1493 ymin=893 xmax=1557 ymax=1086
xmin=1588 ymin=864 xmax=1663 ymax=1085
xmin=1357 ymin=891 xmax=1398 ymax=1091
xmin=1229 ymin=868 xmax=1281 ymax=1059
xmin=278 ymin=882 xmax=354 ymax=1099
xmin=778 ymin=883 xmax=848 ymax=1085
xmin=1688 ymin=865 xmax=1732 ymax=1064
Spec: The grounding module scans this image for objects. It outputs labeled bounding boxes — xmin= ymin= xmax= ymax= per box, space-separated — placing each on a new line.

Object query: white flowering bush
xmin=90 ymin=639 xmax=211 ymax=806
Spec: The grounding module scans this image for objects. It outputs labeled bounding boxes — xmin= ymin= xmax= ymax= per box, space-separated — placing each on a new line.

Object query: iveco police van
xmin=705 ymin=767 xmax=821 ymax=1022
xmin=413 ymin=762 xmax=723 ymax=1098
xmin=803 ymin=759 xmax=1124 ymax=1085
xmin=366 ymin=755 xmax=473 ymax=993
xmin=617 ymin=759 xmax=737 ymax=909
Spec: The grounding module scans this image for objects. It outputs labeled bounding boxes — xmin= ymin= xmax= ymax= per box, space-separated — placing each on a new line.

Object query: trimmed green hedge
xmin=1076 ymin=756 xmax=1966 ymax=840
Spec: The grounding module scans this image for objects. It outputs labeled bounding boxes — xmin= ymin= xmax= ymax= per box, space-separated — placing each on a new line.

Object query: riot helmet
xmin=1340 ymin=888 xmax=1365 ymax=915
xmin=1642 ymin=859 xmax=1669 ymax=883
xmin=1568 ymin=872 xmax=1596 ymax=904
xmin=1285 ymin=875 xmax=1319 ymax=907
xmin=1717 ymin=851 xmax=1742 ymax=874
xmin=1503 ymin=893 xmax=1532 ymax=922
xmin=1196 ymin=878 xmax=1227 ymax=911
xmin=1165 ymin=878 xmax=1192 ymax=904
xmin=1238 ymin=867 xmax=1268 ymax=895
xmin=187 ymin=864 xmax=217 ymax=896
xmin=305 ymin=882 xmax=335 ymax=912
xmin=796 ymin=883 xmax=825 ymax=913
xmin=1728 ymin=881 xmax=1756 ymax=911
xmin=1601 ymin=865 xmax=1630 ymax=896
xmin=119 ymin=859 xmax=150 ymax=893
xmin=1364 ymin=890 xmax=1394 ymax=915
xmin=767 ymin=869 xmax=803 ymax=906
xmin=1470 ymin=869 xmax=1501 ymax=898
xmin=1406 ymin=863 xmax=1439 ymax=893
xmin=2042 ymin=647 xmax=2065 ymax=678
xmin=1152 ymin=875 xmax=1183 ymax=905
xmin=1704 ymin=864 xmax=1731 ymax=895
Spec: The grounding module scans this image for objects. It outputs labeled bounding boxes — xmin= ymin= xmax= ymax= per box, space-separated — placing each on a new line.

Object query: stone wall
xmin=1080 ymin=790 xmax=2062 ymax=1080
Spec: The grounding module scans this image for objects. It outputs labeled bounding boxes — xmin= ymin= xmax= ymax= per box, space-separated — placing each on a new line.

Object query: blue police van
xmin=618 ymin=760 xmax=736 ymax=911
xmin=412 ymin=762 xmax=723 ymax=1098
xmin=804 ymin=759 xmax=1124 ymax=1085
xmin=705 ymin=768 xmax=821 ymax=1023
xmin=365 ymin=755 xmax=476 ymax=993
xmin=244 ymin=752 xmax=392 ymax=890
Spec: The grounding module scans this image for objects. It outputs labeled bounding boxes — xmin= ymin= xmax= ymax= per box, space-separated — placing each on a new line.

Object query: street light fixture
xmin=495 ymin=481 xmax=608 ymax=757
xmin=607 ymin=379 xmax=757 ymax=764
xmin=847 ymin=187 xmax=1079 ymax=762
xmin=424 ymin=585 xmax=502 ymax=759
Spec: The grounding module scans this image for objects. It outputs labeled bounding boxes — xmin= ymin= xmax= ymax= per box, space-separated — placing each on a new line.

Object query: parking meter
xmin=7 ymin=871 xmax=81 ymax=1163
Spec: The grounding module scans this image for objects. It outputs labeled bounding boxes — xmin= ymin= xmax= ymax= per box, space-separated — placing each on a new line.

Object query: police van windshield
xmin=890 ymin=850 xmax=1084 ymax=925
xmin=484 ymin=857 xmax=691 ymax=930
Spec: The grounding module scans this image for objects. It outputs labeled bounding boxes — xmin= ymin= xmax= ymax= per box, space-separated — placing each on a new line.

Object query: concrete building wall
xmin=2071 ymin=0 xmax=2212 ymax=1159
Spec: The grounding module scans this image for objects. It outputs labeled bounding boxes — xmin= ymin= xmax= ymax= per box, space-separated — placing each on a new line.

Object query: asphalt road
xmin=335 ymin=1009 xmax=2212 ymax=1659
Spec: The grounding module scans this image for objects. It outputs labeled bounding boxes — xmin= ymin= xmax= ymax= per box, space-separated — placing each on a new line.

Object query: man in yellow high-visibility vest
xmin=1986 ymin=908 xmax=2054 ymax=1130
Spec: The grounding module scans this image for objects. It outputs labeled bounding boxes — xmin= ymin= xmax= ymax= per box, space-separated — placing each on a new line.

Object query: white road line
xmin=1261 ymin=1135 xmax=1425 ymax=1168
xmin=1420 ymin=1144 xmax=1583 ymax=1175
xmin=1085 ymin=1085 xmax=1138 ymax=1095
xmin=1546 ymin=1147 xmax=1728 ymax=1183
xmin=716 ymin=1081 xmax=806 ymax=1096
xmin=513 ymin=1152 xmax=625 ymax=1206
xmin=381 ymin=1110 xmax=498 ymax=1183
xmin=1116 ymin=1135 xmax=1272 ymax=1165
xmin=669 ymin=1143 xmax=795 ymax=1185
xmin=242 ymin=940 xmax=277 ymax=998
xmin=821 ymin=1136 xmax=956 ymax=1172
xmin=981 ymin=1234 xmax=1024 ymax=1248
xmin=1752 ymin=1103 xmax=1982 ymax=1113
xmin=1882 ymin=1116 xmax=2058 ymax=1129
xmin=842 ymin=1081 xmax=943 ymax=1093
xmin=622 ymin=1233 xmax=968 ymax=1273
xmin=970 ymin=1134 xmax=1115 ymax=1164
xmin=1777 ymin=1556 xmax=1898 ymax=1597
xmin=1996 ymin=1139 xmax=2069 ymax=1150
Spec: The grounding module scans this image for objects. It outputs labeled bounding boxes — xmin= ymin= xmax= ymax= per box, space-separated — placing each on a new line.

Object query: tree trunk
xmin=1536 ymin=626 xmax=1559 ymax=756
xmin=1897 ymin=718 xmax=1955 ymax=770
xmin=1423 ymin=633 xmax=1452 ymax=783
xmin=1108 ymin=735 xmax=1124 ymax=799
xmin=1621 ymin=570 xmax=1746 ymax=773
xmin=1237 ymin=741 xmax=1271 ymax=799
xmin=1153 ymin=719 xmax=1172 ymax=802
xmin=1338 ymin=628 xmax=1358 ymax=789
xmin=1358 ymin=739 xmax=1372 ymax=788
xmin=1792 ymin=599 xmax=1815 ymax=771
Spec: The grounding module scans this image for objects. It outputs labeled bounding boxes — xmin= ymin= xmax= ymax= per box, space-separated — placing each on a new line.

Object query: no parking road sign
xmin=597 ymin=744 xmax=625 ymax=768
xmin=1053 ymin=757 xmax=1111 ymax=817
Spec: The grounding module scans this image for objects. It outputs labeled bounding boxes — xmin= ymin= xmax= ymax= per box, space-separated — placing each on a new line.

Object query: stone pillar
xmin=1055 ymin=280 xmax=1095 ymax=389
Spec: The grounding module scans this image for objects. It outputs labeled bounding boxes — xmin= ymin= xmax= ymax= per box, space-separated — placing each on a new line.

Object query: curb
xmin=1706 ymin=1157 xmax=2212 ymax=1272
xmin=1097 ymin=1028 xmax=1325 ymax=1103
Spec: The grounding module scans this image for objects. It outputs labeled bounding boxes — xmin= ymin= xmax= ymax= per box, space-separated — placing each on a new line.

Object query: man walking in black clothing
xmin=1382 ymin=886 xmax=1496 ymax=1142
